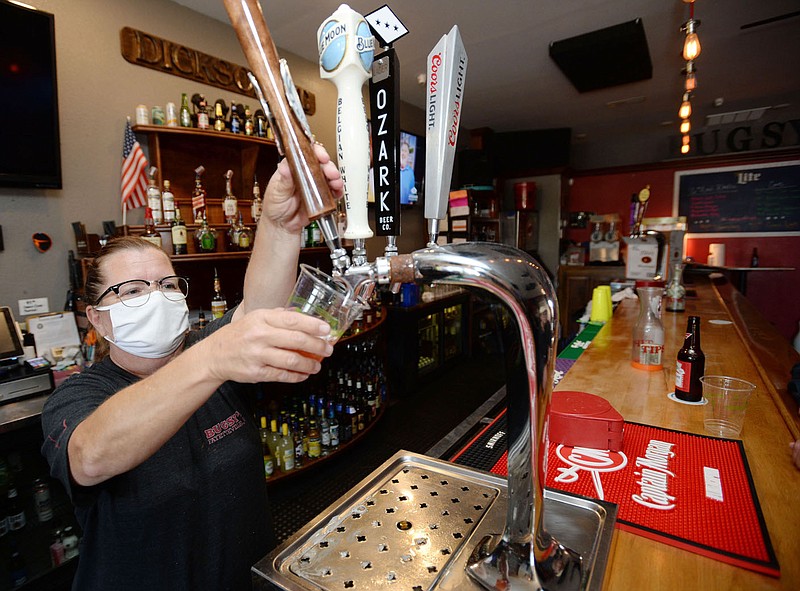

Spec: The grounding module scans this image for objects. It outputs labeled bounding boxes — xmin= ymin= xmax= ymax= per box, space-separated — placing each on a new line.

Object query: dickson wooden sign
xmin=119 ymin=26 xmax=315 ymax=115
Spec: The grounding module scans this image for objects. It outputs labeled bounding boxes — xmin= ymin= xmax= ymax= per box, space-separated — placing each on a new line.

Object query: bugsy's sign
xmin=119 ymin=26 xmax=315 ymax=115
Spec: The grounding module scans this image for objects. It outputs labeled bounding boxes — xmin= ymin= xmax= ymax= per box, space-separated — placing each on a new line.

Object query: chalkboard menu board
xmin=674 ymin=161 xmax=800 ymax=234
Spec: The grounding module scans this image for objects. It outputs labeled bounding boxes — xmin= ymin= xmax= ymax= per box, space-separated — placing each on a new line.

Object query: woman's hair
xmin=84 ymin=236 xmax=167 ymax=306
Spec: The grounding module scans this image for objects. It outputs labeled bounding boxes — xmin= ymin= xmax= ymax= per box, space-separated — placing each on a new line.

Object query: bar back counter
xmin=547 ymin=272 xmax=800 ymax=589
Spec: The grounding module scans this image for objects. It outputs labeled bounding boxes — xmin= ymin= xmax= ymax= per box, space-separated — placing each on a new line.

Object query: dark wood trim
xmin=709 ymin=273 xmax=800 ymax=438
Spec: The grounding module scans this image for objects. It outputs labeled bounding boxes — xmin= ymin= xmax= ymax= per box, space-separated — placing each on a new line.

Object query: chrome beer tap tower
xmin=224 ymin=1 xmax=614 ymax=589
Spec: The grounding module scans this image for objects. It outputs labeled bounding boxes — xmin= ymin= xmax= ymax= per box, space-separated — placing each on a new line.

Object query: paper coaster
xmin=668 ymin=392 xmax=708 ymax=405
xmin=709 ymin=319 xmax=733 ymax=325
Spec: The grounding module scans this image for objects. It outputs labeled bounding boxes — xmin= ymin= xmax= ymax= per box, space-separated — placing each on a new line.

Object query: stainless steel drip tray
xmin=254 ymin=451 xmax=617 ymax=591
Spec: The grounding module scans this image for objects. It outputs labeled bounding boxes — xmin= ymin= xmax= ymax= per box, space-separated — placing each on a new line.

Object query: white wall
xmin=0 ymin=0 xmax=427 ymax=319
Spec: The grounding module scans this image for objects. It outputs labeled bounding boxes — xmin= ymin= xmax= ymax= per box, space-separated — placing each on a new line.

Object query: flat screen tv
xmin=0 ymin=0 xmax=62 ymax=189
xmin=368 ymin=126 xmax=425 ymax=206
xmin=398 ymin=130 xmax=424 ymax=206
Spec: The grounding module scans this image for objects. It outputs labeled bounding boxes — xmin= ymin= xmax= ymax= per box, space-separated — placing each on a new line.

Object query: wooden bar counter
xmin=555 ymin=273 xmax=800 ymax=590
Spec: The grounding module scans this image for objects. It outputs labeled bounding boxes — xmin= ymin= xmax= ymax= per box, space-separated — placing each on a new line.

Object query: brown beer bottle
xmin=675 ymin=316 xmax=705 ymax=402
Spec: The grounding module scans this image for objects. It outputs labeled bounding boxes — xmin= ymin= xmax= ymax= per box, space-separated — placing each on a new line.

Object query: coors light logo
xmin=427 ymin=52 xmax=442 ymax=131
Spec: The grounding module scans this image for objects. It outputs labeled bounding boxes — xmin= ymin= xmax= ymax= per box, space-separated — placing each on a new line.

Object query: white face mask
xmin=96 ymin=292 xmax=190 ymax=359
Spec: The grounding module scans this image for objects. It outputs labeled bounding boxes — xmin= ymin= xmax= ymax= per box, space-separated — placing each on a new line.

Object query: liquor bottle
xmin=254 ymin=109 xmax=268 ymax=138
xmin=179 ymin=93 xmax=192 ymax=127
xmin=192 ymin=166 xmax=207 ymax=223
xmin=664 ymin=262 xmax=686 ymax=312
xmin=213 ymin=101 xmax=226 ymax=132
xmin=307 ymin=418 xmax=321 ymax=459
xmin=142 ymin=207 xmax=163 ymax=248
xmin=366 ymin=382 xmax=377 ymax=421
xmin=197 ymin=312 xmax=208 ymax=329
xmin=268 ymin=418 xmax=281 ymax=466
xmin=229 ymin=103 xmax=242 ymax=134
xmin=162 ymin=179 xmax=176 ymax=223
xmin=675 ymin=315 xmax=705 ymax=402
xmin=319 ymin=409 xmax=331 ymax=455
xmin=293 ymin=417 xmax=305 ymax=468
xmin=211 ymin=268 xmax=227 ymax=319
xmin=196 ymin=95 xmax=210 ymax=130
xmin=227 ymin=216 xmax=240 ymax=251
xmin=251 ymin=176 xmax=263 ymax=224
xmin=33 ymin=479 xmax=53 ymax=523
xmin=750 ymin=247 xmax=759 ymax=268
xmin=259 ymin=416 xmax=274 ymax=479
xmin=243 ymin=105 xmax=255 ymax=136
xmin=171 ymin=205 xmax=188 ymax=255
xmin=7 ymin=485 xmax=26 ymax=531
xmin=8 ymin=538 xmax=27 ymax=587
xmin=327 ymin=402 xmax=340 ymax=450
xmin=236 ymin=212 xmax=254 ymax=250
xmin=146 ymin=167 xmax=163 ymax=224
xmin=62 ymin=526 xmax=79 ymax=559
xmin=278 ymin=422 xmax=295 ymax=473
xmin=50 ymin=530 xmax=65 ymax=567
xmin=355 ymin=379 xmax=366 ymax=432
xmin=222 ymin=170 xmax=237 ymax=224
xmin=195 ymin=212 xmax=216 ymax=253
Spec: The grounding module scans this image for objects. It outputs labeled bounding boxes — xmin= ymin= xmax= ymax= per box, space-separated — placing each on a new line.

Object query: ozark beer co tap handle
xmin=223 ymin=0 xmax=349 ymax=272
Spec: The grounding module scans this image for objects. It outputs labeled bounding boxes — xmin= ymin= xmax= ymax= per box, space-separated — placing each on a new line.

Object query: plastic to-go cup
xmin=701 ymin=375 xmax=756 ymax=438
xmin=590 ymin=285 xmax=613 ymax=323
xmin=285 ymin=264 xmax=365 ymax=347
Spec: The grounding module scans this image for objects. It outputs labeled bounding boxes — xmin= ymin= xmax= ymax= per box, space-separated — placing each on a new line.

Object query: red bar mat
xmin=485 ymin=421 xmax=779 ymax=577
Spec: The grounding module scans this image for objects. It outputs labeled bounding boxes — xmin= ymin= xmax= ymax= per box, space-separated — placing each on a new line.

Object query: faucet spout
xmin=391 ymin=242 xmax=583 ymax=590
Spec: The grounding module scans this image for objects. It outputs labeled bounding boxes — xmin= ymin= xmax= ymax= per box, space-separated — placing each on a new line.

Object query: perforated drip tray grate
xmin=255 ymin=451 xmax=617 ymax=591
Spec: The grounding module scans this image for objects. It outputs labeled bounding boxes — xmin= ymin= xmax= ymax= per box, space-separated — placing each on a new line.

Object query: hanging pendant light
xmin=682 ymin=20 xmax=702 ymax=60
xmin=683 ymin=62 xmax=697 ymax=91
xmin=678 ymin=94 xmax=692 ymax=119
xmin=677 ymin=1 xmax=702 ymax=155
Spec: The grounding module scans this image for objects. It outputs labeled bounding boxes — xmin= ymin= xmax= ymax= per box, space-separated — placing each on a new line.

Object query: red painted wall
xmin=565 ymin=153 xmax=800 ymax=342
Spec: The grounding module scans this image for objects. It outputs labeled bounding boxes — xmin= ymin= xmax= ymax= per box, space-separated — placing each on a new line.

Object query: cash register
xmin=0 ymin=306 xmax=54 ymax=404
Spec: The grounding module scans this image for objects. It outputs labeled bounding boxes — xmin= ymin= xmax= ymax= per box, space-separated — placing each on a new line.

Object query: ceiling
xmin=173 ymin=0 xmax=800 ymax=168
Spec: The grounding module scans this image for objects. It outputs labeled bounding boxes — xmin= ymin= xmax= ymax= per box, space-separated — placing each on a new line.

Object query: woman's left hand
xmin=261 ymin=143 xmax=344 ymax=234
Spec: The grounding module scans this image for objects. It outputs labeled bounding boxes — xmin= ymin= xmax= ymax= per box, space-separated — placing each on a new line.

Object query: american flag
xmin=121 ymin=120 xmax=148 ymax=211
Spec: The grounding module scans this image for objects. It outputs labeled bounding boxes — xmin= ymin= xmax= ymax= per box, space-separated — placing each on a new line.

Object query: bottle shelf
xmin=261 ymin=309 xmax=388 ymax=486
xmin=265 ymin=404 xmax=386 ymax=486
xmin=132 ymin=124 xmax=276 ymax=148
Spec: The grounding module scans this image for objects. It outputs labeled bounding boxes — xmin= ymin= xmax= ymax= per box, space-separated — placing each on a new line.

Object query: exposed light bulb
xmin=685 ymin=71 xmax=697 ymax=91
xmin=680 ymin=119 xmax=691 ymax=134
xmin=681 ymin=19 xmax=702 ymax=61
xmin=681 ymin=144 xmax=690 ymax=154
xmin=682 ymin=135 xmax=691 ymax=146
xmin=683 ymin=32 xmax=702 ymax=60
xmin=679 ymin=98 xmax=692 ymax=119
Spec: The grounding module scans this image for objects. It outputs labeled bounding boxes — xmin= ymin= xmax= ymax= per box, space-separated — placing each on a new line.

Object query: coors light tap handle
xmin=222 ymin=0 xmax=349 ymax=271
xmin=318 ymin=4 xmax=375 ymax=260
xmin=424 ymin=25 xmax=467 ymax=246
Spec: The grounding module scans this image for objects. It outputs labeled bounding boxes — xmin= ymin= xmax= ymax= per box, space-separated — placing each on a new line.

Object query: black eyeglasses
xmin=94 ymin=276 xmax=190 ymax=308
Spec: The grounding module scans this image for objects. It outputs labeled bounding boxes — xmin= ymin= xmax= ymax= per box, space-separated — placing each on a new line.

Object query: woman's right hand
xmin=202 ymin=308 xmax=333 ymax=385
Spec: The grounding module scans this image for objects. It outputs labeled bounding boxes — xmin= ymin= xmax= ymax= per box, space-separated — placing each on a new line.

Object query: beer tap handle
xmin=424 ymin=26 xmax=468 ymax=246
xmin=223 ymin=0 xmax=349 ymax=271
xmin=318 ymin=5 xmax=375 ymax=257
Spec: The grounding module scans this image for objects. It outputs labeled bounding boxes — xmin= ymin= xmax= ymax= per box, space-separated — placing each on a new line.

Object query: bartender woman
xmin=41 ymin=147 xmax=343 ymax=590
